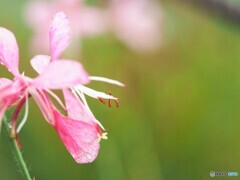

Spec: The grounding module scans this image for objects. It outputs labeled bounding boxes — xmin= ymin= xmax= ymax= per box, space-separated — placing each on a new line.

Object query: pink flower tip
xmin=53 ymin=109 xmax=100 ymax=164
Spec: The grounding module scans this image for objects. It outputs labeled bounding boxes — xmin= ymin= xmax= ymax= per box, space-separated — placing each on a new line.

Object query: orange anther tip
xmin=98 ymin=97 xmax=106 ymax=104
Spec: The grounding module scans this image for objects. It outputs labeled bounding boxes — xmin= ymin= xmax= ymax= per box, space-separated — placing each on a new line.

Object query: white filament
xmin=74 ymin=85 xmax=117 ymax=100
xmin=72 ymin=88 xmax=94 ymax=115
xmin=78 ymin=91 xmax=105 ymax=130
xmin=90 ymin=76 xmax=125 ymax=87
xmin=29 ymin=88 xmax=54 ymax=125
xmin=71 ymin=88 xmax=105 ymax=130
xmin=17 ymin=92 xmax=29 ymax=133
xmin=45 ymin=89 xmax=66 ymax=110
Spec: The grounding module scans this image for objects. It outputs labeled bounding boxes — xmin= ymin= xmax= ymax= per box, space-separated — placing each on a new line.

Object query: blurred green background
xmin=1 ymin=0 xmax=240 ymax=179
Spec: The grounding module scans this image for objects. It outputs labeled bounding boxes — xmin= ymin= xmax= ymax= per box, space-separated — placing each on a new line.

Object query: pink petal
xmin=0 ymin=78 xmax=13 ymax=105
xmin=49 ymin=12 xmax=71 ymax=61
xmin=53 ymin=109 xmax=100 ymax=164
xmin=0 ymin=28 xmax=19 ymax=76
xmin=0 ymin=78 xmax=26 ymax=108
xmin=32 ymin=60 xmax=89 ymax=89
xmin=30 ymin=55 xmax=51 ymax=74
xmin=0 ymin=78 xmax=12 ymax=88
xmin=0 ymin=78 xmax=25 ymax=100
xmin=0 ymin=79 xmax=24 ymax=129
xmin=63 ymin=89 xmax=95 ymax=124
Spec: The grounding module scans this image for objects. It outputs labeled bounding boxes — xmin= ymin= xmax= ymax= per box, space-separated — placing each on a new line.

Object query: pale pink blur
xmin=25 ymin=0 xmax=107 ymax=54
xmin=107 ymin=0 xmax=164 ymax=52
xmin=24 ymin=0 xmax=164 ymax=53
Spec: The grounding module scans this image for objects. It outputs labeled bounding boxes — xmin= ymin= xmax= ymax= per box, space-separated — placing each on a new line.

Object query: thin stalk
xmin=2 ymin=116 xmax=32 ymax=180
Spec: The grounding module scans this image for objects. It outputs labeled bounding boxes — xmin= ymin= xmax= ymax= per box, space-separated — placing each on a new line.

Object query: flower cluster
xmin=0 ymin=12 xmax=124 ymax=164
xmin=24 ymin=0 xmax=163 ymax=53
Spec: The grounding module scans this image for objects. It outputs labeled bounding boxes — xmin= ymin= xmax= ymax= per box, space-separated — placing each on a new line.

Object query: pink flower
xmin=1 ymin=12 xmax=124 ymax=164
xmin=0 ymin=12 xmax=89 ymax=130
xmin=29 ymin=12 xmax=124 ymax=163
xmin=25 ymin=12 xmax=105 ymax=163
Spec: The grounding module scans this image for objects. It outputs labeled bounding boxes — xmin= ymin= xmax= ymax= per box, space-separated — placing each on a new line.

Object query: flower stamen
xmin=16 ymin=92 xmax=30 ymax=133
xmin=108 ymin=91 xmax=119 ymax=108
xmin=11 ymin=96 xmax=27 ymax=138
xmin=115 ymin=99 xmax=119 ymax=108
xmin=89 ymin=76 xmax=125 ymax=87
xmin=108 ymin=91 xmax=112 ymax=108
xmin=10 ymin=93 xmax=30 ymax=149
xmin=97 ymin=132 xmax=108 ymax=142
xmin=45 ymin=89 xmax=66 ymax=110
xmin=98 ymin=97 xmax=106 ymax=105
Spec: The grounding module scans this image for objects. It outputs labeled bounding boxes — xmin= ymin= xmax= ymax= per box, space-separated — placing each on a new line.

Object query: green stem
xmin=2 ymin=116 xmax=32 ymax=180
